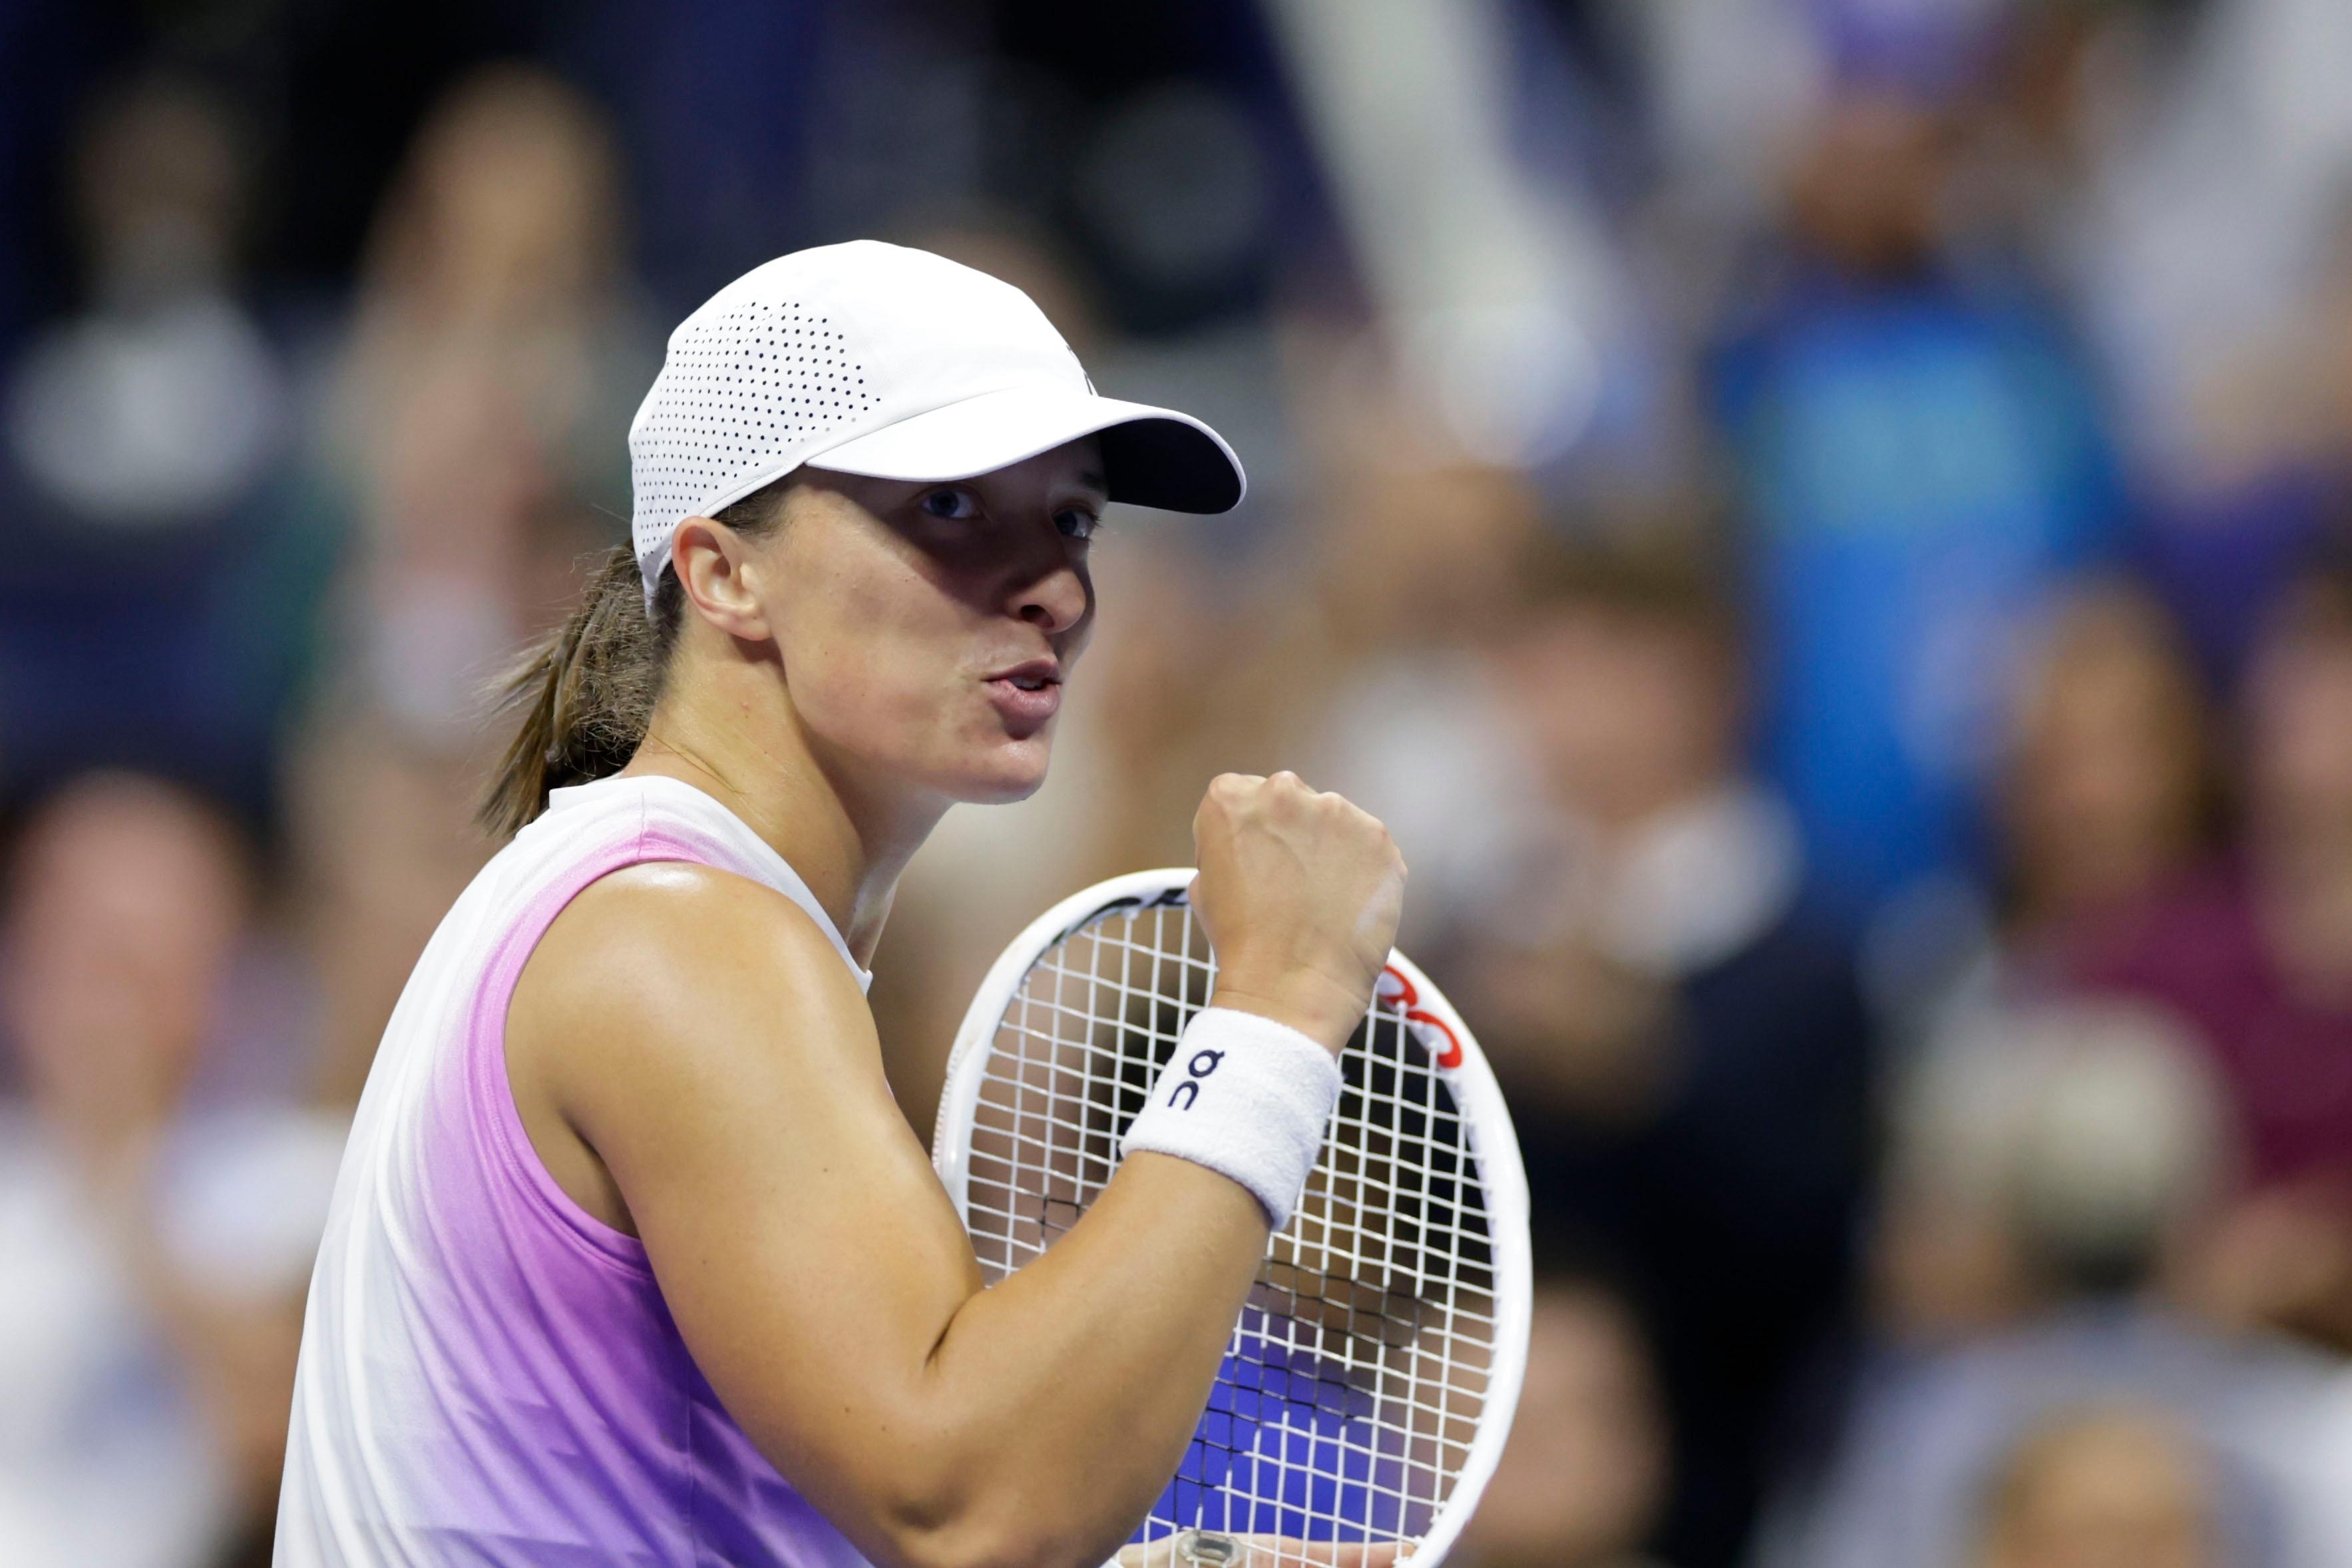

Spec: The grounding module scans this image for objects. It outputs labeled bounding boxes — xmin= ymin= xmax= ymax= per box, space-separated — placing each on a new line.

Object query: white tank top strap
xmin=542 ymin=774 xmax=872 ymax=994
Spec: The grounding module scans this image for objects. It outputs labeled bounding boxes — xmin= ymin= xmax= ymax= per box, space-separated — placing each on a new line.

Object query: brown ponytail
xmin=479 ymin=487 xmax=786 ymax=837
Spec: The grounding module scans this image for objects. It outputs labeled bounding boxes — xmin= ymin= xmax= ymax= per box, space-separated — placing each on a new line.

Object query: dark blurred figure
xmin=1458 ymin=1270 xmax=1670 ymax=1568
xmin=1712 ymin=78 xmax=2124 ymax=917
xmin=1782 ymin=999 xmax=2345 ymax=1568
xmin=0 ymin=71 xmax=314 ymax=814
xmin=1461 ymin=538 xmax=1873 ymax=1568
xmin=2074 ymin=558 xmax=2352 ymax=1351
xmin=0 ymin=773 xmax=343 ymax=1568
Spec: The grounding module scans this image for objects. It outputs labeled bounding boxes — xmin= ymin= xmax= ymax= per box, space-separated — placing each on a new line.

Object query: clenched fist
xmin=1191 ymin=772 xmax=1408 ymax=1054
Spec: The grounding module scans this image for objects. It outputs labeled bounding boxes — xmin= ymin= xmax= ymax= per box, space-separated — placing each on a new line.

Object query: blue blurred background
xmin=6 ymin=1 xmax=2352 ymax=1565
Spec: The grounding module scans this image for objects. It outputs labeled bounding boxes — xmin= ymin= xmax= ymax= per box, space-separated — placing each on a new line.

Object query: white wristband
xmin=1119 ymin=1006 xmax=1344 ymax=1229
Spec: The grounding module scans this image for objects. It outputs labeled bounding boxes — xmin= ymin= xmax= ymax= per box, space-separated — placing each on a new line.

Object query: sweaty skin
xmin=505 ymin=444 xmax=1408 ymax=1568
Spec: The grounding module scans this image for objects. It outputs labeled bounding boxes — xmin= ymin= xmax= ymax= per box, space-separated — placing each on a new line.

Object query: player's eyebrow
xmin=1078 ymin=468 xmax=1108 ymax=495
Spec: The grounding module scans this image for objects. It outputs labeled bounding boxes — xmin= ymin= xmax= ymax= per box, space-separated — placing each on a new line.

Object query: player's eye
xmin=920 ymin=487 xmax=979 ymax=521
xmin=1056 ymin=507 xmax=1101 ymax=542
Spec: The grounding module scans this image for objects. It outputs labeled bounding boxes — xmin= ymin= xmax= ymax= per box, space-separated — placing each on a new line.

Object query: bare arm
xmin=508 ymin=773 xmax=1403 ymax=1568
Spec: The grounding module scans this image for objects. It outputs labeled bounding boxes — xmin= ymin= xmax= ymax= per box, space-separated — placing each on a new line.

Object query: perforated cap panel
xmin=627 ymin=285 xmax=892 ymax=604
xmin=628 ymin=298 xmax=875 ymax=554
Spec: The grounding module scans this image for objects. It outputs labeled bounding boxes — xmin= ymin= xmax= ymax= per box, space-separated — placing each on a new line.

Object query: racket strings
xmin=960 ymin=905 xmax=1500 ymax=1552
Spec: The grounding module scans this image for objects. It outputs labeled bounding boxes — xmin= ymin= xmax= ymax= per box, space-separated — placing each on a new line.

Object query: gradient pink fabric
xmin=278 ymin=778 xmax=874 ymax=1567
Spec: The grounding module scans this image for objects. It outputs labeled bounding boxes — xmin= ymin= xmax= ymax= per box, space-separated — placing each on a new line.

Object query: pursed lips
xmin=982 ymin=659 xmax=1063 ymax=727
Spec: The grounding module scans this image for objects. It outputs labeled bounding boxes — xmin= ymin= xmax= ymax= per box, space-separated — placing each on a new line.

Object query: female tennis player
xmin=276 ymin=240 xmax=1408 ymax=1568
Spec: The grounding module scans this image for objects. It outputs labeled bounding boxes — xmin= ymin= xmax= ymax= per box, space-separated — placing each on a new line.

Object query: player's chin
xmin=948 ymin=733 xmax=1056 ymax=805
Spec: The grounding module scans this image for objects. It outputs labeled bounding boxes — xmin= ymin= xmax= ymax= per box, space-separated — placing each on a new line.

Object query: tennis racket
xmin=932 ymin=869 xmax=1531 ymax=1568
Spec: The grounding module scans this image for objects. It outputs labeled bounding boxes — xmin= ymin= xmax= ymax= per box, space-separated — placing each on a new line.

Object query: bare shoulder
xmin=510 ymin=861 xmax=880 ymax=1135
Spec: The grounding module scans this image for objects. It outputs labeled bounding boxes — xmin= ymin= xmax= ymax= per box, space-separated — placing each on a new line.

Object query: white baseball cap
xmin=627 ymin=238 xmax=1245 ymax=606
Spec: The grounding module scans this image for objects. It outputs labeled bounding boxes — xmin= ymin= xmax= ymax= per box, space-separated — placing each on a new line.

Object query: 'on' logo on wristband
xmin=1167 ymin=1048 xmax=1223 ymax=1109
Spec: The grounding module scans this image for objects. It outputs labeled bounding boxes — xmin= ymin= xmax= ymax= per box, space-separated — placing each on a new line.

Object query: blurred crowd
xmin=9 ymin=1 xmax=2352 ymax=1565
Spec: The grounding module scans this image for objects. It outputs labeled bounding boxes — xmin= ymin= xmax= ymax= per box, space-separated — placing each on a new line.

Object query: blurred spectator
xmin=1780 ymin=998 xmax=2347 ymax=1568
xmin=6 ymin=74 xmax=279 ymax=522
xmin=0 ymin=71 xmax=313 ymax=813
xmin=1971 ymin=1407 xmax=2226 ymax=1568
xmin=1895 ymin=582 xmax=2222 ymax=1037
xmin=1995 ymin=584 xmax=2220 ymax=957
xmin=323 ymin=61 xmax=647 ymax=740
xmin=1785 ymin=1305 xmax=2339 ymax=1568
xmin=2123 ymin=198 xmax=2352 ymax=690
xmin=1459 ymin=536 xmax=1873 ymax=1568
xmin=2071 ymin=556 xmax=2352 ymax=1350
xmin=2045 ymin=0 xmax=2352 ymax=503
xmin=1459 ymin=1271 xmax=1668 ymax=1568
xmin=298 ymin=65 xmax=650 ymax=1102
xmin=1287 ymin=459 xmax=1547 ymax=951
xmin=0 ymin=773 xmax=343 ymax=1568
xmin=1871 ymin=1000 xmax=2230 ymax=1345
xmin=1712 ymin=80 xmax=2126 ymax=916
xmin=1969 ymin=1 xmax=2352 ymax=689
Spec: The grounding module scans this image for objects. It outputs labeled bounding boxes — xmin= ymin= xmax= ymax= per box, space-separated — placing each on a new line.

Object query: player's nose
xmin=1014 ymin=557 xmax=1089 ymax=637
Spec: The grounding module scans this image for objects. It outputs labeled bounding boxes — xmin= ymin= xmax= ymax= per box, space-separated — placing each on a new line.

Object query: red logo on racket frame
xmin=1377 ymin=965 xmax=1464 ymax=1070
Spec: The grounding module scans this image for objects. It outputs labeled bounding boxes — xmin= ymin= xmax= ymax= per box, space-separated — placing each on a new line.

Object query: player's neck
xmin=624 ymin=673 xmax=944 ymax=965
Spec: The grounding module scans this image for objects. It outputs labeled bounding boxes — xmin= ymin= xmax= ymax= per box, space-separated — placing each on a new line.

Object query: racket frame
xmin=932 ymin=868 xmax=1532 ymax=1567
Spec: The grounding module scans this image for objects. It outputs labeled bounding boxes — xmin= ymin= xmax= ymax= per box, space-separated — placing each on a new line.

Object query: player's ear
xmin=672 ymin=516 xmax=776 ymax=642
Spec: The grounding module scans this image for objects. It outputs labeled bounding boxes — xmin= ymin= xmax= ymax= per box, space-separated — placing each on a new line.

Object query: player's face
xmin=759 ymin=438 xmax=1104 ymax=805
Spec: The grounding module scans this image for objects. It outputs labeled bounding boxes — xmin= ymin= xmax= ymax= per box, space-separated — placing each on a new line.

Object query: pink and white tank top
xmin=276 ymin=774 xmax=877 ymax=1567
